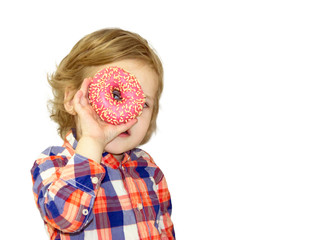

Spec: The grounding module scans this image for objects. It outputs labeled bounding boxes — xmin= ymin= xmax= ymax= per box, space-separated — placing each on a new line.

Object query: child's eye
xmin=143 ymin=102 xmax=149 ymax=108
xmin=112 ymin=89 xmax=122 ymax=101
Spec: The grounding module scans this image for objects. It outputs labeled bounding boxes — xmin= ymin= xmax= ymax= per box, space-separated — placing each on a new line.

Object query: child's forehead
xmin=88 ymin=60 xmax=152 ymax=74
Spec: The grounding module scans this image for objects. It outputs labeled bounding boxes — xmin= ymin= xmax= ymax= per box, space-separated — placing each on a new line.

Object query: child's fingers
xmin=113 ymin=119 xmax=138 ymax=134
xmin=73 ymin=90 xmax=83 ymax=112
xmin=80 ymin=78 xmax=92 ymax=98
xmin=103 ymin=119 xmax=138 ymax=142
xmin=77 ymin=78 xmax=92 ymax=106
xmin=73 ymin=90 xmax=81 ymax=105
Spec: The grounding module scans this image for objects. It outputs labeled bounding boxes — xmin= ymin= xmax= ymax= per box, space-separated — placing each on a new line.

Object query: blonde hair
xmin=48 ymin=28 xmax=163 ymax=144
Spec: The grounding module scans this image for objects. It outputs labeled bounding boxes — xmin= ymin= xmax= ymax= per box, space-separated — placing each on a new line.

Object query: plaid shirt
xmin=31 ymin=130 xmax=175 ymax=240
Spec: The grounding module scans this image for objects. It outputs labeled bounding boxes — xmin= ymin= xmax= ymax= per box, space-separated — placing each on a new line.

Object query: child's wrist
xmin=76 ymin=137 xmax=105 ymax=163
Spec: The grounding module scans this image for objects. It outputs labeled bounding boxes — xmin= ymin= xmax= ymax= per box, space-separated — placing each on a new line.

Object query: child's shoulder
xmin=40 ymin=145 xmax=67 ymax=156
xmin=130 ymin=148 xmax=155 ymax=164
xmin=129 ymin=148 xmax=165 ymax=183
xmin=35 ymin=144 xmax=73 ymax=164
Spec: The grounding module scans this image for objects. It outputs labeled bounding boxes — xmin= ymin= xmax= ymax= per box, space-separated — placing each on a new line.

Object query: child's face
xmin=87 ymin=59 xmax=158 ymax=157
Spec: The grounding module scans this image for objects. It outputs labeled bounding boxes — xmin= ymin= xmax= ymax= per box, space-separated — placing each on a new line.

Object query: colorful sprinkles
xmin=88 ymin=66 xmax=145 ymax=125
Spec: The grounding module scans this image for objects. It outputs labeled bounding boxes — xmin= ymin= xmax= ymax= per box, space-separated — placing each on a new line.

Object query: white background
xmin=0 ymin=0 xmax=319 ymax=239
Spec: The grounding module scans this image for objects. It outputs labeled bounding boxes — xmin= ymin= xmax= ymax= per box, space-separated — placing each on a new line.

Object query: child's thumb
xmin=115 ymin=118 xmax=138 ymax=134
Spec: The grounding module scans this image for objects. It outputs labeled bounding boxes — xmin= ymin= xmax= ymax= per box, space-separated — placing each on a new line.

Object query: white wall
xmin=1 ymin=0 xmax=319 ymax=239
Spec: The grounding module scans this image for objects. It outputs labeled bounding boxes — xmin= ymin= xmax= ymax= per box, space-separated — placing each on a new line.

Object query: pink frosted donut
xmin=88 ymin=66 xmax=145 ymax=125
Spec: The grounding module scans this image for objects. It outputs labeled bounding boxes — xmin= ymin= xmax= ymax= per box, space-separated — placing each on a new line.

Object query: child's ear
xmin=64 ymin=88 xmax=76 ymax=115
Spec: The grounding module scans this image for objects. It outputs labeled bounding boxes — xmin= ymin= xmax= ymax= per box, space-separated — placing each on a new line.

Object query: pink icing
xmin=88 ymin=66 xmax=145 ymax=125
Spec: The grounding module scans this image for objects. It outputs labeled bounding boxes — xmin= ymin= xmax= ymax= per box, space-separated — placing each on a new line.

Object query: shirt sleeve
xmin=31 ymin=146 xmax=105 ymax=233
xmin=154 ymin=169 xmax=175 ymax=239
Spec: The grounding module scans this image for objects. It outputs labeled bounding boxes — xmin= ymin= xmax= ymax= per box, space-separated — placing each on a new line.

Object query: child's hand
xmin=72 ymin=78 xmax=137 ymax=162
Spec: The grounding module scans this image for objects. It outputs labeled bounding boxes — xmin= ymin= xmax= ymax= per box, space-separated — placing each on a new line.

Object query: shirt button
xmin=82 ymin=209 xmax=89 ymax=216
xmin=91 ymin=177 xmax=99 ymax=184
xmin=137 ymin=203 xmax=143 ymax=210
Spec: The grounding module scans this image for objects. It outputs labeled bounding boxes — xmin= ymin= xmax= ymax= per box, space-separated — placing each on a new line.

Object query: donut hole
xmin=112 ymin=88 xmax=122 ymax=101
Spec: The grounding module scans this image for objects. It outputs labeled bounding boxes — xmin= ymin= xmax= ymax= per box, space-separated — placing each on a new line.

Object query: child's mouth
xmin=119 ymin=130 xmax=130 ymax=137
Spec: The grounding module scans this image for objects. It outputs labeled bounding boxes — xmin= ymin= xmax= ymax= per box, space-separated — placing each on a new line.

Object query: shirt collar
xmin=64 ymin=128 xmax=78 ymax=150
xmin=63 ymin=129 xmax=133 ymax=169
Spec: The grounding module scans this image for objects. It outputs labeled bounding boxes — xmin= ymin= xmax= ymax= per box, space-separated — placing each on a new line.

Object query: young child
xmin=31 ymin=28 xmax=175 ymax=240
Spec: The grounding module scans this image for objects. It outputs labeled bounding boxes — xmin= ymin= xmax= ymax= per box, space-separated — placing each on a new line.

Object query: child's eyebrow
xmin=145 ymin=95 xmax=154 ymax=103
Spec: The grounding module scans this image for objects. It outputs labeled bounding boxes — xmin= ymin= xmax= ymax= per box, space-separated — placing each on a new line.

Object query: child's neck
xmin=112 ymin=153 xmax=124 ymax=162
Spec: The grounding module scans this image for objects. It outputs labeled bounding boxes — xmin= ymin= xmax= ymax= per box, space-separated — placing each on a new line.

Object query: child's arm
xmin=155 ymin=170 xmax=175 ymax=239
xmin=31 ymin=146 xmax=105 ymax=232
xmin=31 ymin=78 xmax=137 ymax=233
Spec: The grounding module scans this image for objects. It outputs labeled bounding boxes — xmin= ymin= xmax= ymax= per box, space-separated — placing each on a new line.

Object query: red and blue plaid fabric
xmin=31 ymin=130 xmax=175 ymax=240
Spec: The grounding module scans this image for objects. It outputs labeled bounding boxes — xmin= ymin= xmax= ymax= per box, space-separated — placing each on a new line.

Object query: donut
xmin=88 ymin=66 xmax=145 ymax=125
